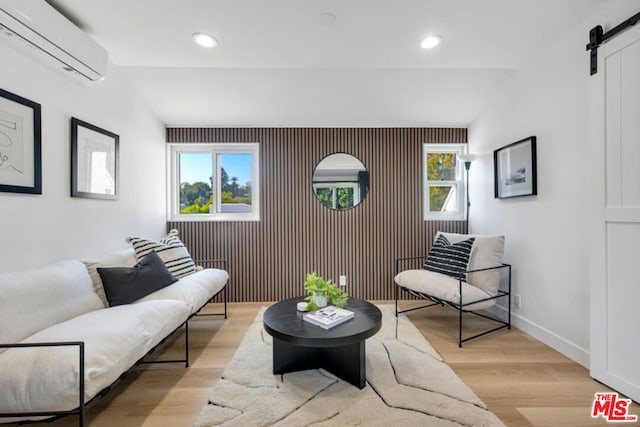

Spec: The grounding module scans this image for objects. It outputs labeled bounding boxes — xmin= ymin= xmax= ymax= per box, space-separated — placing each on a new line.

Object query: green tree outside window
xmin=427 ymin=153 xmax=457 ymax=212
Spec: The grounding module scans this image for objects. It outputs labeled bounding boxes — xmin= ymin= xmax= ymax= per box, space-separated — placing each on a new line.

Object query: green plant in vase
xmin=304 ymin=272 xmax=348 ymax=311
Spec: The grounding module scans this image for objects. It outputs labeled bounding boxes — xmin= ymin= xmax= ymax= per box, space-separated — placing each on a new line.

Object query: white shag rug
xmin=194 ymin=305 xmax=505 ymax=427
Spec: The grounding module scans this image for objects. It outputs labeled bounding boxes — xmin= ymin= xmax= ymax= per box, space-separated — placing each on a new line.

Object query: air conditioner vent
xmin=0 ymin=0 xmax=107 ymax=81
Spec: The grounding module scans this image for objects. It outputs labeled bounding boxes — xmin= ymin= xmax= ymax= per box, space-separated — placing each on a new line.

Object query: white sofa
xmin=0 ymin=248 xmax=228 ymax=424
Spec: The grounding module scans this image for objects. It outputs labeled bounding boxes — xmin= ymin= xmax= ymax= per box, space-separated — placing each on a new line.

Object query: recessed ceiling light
xmin=420 ymin=35 xmax=442 ymax=49
xmin=319 ymin=12 xmax=336 ymax=27
xmin=192 ymin=32 xmax=217 ymax=48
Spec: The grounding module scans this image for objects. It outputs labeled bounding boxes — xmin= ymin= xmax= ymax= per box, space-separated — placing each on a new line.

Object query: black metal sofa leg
xmin=184 ymin=321 xmax=189 ymax=368
xmin=459 ymin=307 xmax=463 ymax=348
xmin=224 ymin=286 xmax=228 ymax=319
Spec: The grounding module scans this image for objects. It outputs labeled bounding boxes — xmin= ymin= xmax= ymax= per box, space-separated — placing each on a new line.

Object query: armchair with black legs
xmin=394 ymin=232 xmax=511 ymax=347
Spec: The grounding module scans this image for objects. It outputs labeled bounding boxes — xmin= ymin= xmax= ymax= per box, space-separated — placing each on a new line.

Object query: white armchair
xmin=394 ymin=232 xmax=511 ymax=347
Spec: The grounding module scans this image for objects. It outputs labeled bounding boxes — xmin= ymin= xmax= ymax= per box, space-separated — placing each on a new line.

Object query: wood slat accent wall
xmin=167 ymin=128 xmax=467 ymax=303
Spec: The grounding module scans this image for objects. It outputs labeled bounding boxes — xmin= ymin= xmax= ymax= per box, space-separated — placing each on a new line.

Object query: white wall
xmin=0 ymin=42 xmax=167 ymax=272
xmin=469 ymin=0 xmax=640 ymax=366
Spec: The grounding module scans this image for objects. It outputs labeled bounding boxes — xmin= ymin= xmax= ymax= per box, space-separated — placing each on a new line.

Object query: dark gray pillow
xmin=98 ymin=251 xmax=178 ymax=306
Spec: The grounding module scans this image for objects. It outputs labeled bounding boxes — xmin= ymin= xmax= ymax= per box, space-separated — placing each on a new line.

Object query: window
xmin=168 ymin=143 xmax=260 ymax=221
xmin=423 ymin=144 xmax=466 ymax=221
xmin=312 ymin=183 xmax=359 ymax=210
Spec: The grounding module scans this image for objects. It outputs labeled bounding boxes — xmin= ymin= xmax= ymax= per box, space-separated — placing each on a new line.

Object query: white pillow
xmin=82 ymin=248 xmax=138 ymax=307
xmin=437 ymin=232 xmax=505 ymax=295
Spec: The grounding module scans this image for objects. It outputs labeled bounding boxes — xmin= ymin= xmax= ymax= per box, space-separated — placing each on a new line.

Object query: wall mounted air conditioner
xmin=0 ymin=0 xmax=108 ymax=81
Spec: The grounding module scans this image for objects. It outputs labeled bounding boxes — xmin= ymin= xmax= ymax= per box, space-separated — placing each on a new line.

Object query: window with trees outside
xmin=168 ymin=143 xmax=260 ymax=221
xmin=423 ymin=144 xmax=465 ymax=221
xmin=313 ymin=183 xmax=359 ymax=210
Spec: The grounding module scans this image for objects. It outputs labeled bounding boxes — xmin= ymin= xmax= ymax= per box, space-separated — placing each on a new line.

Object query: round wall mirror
xmin=312 ymin=153 xmax=369 ymax=210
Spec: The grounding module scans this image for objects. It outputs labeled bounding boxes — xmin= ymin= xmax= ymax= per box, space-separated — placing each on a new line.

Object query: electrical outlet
xmin=339 ymin=275 xmax=347 ymax=287
xmin=514 ymin=294 xmax=522 ymax=309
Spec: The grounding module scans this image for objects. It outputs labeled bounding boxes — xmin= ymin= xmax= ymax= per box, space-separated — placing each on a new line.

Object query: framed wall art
xmin=494 ymin=136 xmax=537 ymax=199
xmin=0 ymin=88 xmax=42 ymax=194
xmin=71 ymin=117 xmax=119 ymax=200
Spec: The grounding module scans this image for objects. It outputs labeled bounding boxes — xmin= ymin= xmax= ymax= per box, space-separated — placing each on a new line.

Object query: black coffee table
xmin=263 ymin=297 xmax=382 ymax=389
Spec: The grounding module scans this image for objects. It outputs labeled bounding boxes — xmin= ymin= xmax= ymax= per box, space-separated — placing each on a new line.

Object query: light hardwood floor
xmin=9 ymin=302 xmax=639 ymax=427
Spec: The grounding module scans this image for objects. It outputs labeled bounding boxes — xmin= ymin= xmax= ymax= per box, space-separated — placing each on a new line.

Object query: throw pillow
xmin=127 ymin=229 xmax=196 ymax=278
xmin=423 ymin=235 xmax=475 ymax=281
xmin=82 ymin=248 xmax=138 ymax=307
xmin=438 ymin=232 xmax=505 ymax=295
xmin=98 ymin=251 xmax=178 ymax=306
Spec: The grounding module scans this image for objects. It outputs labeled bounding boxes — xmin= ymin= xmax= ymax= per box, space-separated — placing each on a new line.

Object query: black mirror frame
xmin=312 ymin=152 xmax=369 ymax=211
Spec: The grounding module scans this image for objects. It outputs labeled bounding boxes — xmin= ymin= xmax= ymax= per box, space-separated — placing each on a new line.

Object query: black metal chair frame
xmin=394 ymin=255 xmax=512 ymax=347
xmin=0 ymin=258 xmax=229 ymax=426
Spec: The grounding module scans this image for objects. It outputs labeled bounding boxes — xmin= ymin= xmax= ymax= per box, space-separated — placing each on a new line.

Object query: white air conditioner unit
xmin=0 ymin=0 xmax=108 ymax=81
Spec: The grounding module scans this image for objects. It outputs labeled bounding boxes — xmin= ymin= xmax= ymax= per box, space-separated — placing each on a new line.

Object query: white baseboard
xmin=490 ymin=304 xmax=590 ymax=368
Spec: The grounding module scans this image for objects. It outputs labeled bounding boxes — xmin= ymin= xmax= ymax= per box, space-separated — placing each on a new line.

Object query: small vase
xmin=315 ymin=295 xmax=328 ymax=308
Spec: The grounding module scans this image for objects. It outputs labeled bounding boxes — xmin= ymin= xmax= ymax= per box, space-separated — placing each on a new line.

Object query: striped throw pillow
xmin=423 ymin=234 xmax=475 ymax=281
xmin=127 ymin=229 xmax=196 ymax=278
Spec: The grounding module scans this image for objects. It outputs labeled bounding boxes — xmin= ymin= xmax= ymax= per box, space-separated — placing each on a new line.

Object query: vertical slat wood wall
xmin=167 ymin=128 xmax=467 ymax=302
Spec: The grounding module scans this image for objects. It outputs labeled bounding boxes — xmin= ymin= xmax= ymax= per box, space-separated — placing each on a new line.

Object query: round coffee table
xmin=263 ymin=297 xmax=382 ymax=389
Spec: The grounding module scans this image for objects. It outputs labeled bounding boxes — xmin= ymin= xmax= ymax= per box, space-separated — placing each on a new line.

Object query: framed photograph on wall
xmin=71 ymin=117 xmax=119 ymax=200
xmin=494 ymin=136 xmax=537 ymax=199
xmin=0 ymin=88 xmax=42 ymax=194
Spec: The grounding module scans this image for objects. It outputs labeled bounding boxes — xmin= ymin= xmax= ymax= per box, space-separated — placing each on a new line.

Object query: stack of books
xmin=303 ymin=306 xmax=354 ymax=329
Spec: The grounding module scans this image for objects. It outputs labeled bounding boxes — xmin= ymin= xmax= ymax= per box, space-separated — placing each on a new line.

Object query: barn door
xmin=590 ymin=23 xmax=640 ymax=403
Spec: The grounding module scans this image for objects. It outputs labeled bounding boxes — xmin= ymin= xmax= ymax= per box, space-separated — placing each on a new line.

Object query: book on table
xmin=303 ymin=306 xmax=354 ymax=329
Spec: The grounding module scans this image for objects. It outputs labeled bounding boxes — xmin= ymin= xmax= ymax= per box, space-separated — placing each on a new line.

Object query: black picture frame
xmin=71 ymin=117 xmax=119 ymax=200
xmin=0 ymin=88 xmax=42 ymax=194
xmin=494 ymin=136 xmax=537 ymax=199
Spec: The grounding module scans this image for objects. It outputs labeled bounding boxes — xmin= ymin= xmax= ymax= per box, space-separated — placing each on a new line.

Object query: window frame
xmin=167 ymin=143 xmax=260 ymax=222
xmin=423 ymin=143 xmax=466 ymax=221
xmin=312 ymin=182 xmax=360 ymax=210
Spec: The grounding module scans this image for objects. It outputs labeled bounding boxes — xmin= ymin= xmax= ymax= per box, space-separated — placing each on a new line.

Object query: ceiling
xmin=49 ymin=0 xmax=606 ymax=127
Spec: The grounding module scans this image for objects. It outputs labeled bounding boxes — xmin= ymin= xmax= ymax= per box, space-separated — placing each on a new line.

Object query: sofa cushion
xmin=438 ymin=232 xmax=505 ymax=295
xmin=136 ymin=267 xmax=229 ymax=315
xmin=0 ymin=260 xmax=103 ymax=344
xmin=98 ymin=251 xmax=178 ymax=307
xmin=423 ymin=235 xmax=475 ymax=281
xmin=0 ymin=299 xmax=190 ymax=416
xmin=82 ymin=248 xmax=138 ymax=307
xmin=127 ymin=229 xmax=196 ymax=278
xmin=394 ymin=269 xmax=495 ymax=311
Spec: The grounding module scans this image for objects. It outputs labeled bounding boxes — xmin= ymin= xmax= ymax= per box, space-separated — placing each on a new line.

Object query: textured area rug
xmin=194 ymin=305 xmax=505 ymax=426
